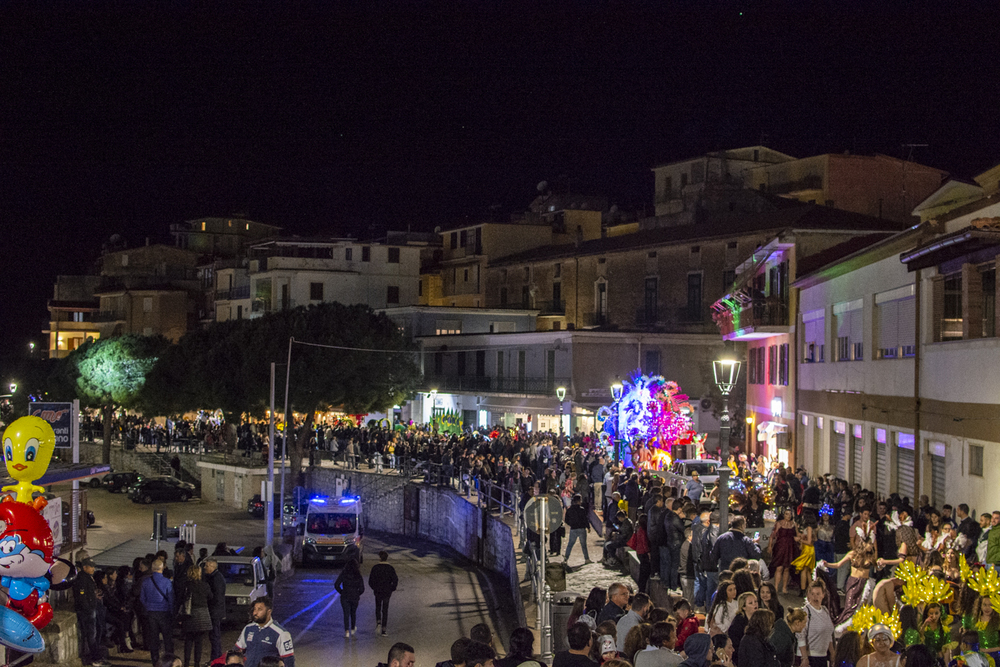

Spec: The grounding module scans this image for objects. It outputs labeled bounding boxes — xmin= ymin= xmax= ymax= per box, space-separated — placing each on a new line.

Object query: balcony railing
xmin=92 ymin=310 xmax=125 ymax=322
xmin=215 ymin=285 xmax=251 ymax=301
xmin=714 ymin=298 xmax=789 ymax=337
xmin=422 ymin=375 xmax=570 ymax=396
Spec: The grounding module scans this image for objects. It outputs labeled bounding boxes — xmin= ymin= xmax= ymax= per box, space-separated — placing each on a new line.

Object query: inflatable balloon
xmin=1 ymin=416 xmax=56 ymax=505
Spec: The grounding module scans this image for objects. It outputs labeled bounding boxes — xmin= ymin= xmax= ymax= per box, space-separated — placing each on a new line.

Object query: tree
xmin=73 ymin=335 xmax=169 ymax=463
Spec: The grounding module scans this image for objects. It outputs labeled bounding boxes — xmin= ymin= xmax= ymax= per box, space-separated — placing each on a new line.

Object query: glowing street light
xmin=610 ymin=380 xmax=624 ymax=464
xmin=555 ymin=386 xmax=566 ymax=437
xmin=712 ymin=354 xmax=742 ymax=531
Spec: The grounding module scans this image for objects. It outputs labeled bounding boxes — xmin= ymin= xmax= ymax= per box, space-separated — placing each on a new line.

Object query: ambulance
xmin=301 ymin=495 xmax=364 ymax=565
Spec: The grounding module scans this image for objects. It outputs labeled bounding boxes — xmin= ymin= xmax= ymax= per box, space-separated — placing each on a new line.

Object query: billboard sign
xmin=28 ymin=401 xmax=77 ymax=449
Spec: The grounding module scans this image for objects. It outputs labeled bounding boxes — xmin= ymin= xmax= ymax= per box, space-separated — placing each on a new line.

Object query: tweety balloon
xmin=1 ymin=417 xmax=55 ymax=504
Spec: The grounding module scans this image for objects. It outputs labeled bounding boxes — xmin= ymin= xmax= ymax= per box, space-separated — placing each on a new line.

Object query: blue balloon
xmin=0 ymin=605 xmax=45 ymax=653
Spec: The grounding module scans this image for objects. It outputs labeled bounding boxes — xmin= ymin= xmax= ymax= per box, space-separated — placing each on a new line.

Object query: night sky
xmin=3 ymin=2 xmax=1000 ymax=365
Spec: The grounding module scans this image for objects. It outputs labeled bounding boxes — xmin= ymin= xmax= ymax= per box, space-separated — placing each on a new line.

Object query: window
xmin=648 ymin=251 xmax=657 ymax=259
xmin=475 ymin=350 xmax=485 ymax=377
xmin=876 ymin=286 xmax=916 ymax=358
xmin=310 ymin=282 xmax=323 ymax=301
xmin=524 ymin=266 xmax=531 ymax=280
xmin=748 ymin=348 xmax=758 ymax=384
xmin=768 ymin=345 xmax=778 ymax=385
xmin=362 ymin=246 xmax=371 ymax=262
xmin=522 ymin=285 xmax=530 ymax=309
xmin=547 ymin=350 xmax=556 ymax=380
xmin=942 ymin=273 xmax=962 ymax=340
xmin=552 ymin=282 xmax=562 ymax=306
xmin=143 ymin=297 xmax=153 ymax=312
xmin=457 ymin=352 xmax=466 ymax=376
xmin=345 ymin=247 xmax=353 ymax=261
xmin=496 ymin=351 xmax=504 ymax=378
xmin=499 ymin=287 xmax=508 ymax=307
xmin=983 ymin=267 xmax=996 ymax=337
xmin=434 ymin=352 xmax=443 ymax=375
xmin=386 ymin=285 xmax=399 ymax=304
xmin=596 ymin=281 xmax=608 ymax=322
xmin=72 ymin=311 xmax=85 ymax=323
xmin=554 ymin=263 xmax=561 ymax=278
xmin=690 ymin=246 xmax=700 ymax=255
xmin=388 ymin=247 xmax=400 ymax=263
xmin=803 ymin=309 xmax=825 ymax=362
xmin=460 ymin=230 xmax=468 ymax=248
xmin=450 ymin=232 xmax=458 ymax=249
xmin=418 ymin=280 xmax=423 ymax=297
xmin=680 ymin=172 xmax=688 ymax=188
xmin=834 ymin=299 xmax=863 ymax=361
xmin=664 ymin=176 xmax=672 ymax=195
xmin=463 ymin=269 xmax=469 ymax=282
xmin=237 ymin=305 xmax=243 ymax=319
xmin=779 ymin=343 xmax=789 ymax=385
xmin=686 ymin=274 xmax=702 ymax=321
xmin=970 ymin=444 xmax=984 ymax=477
xmin=722 ymin=270 xmax=736 ymax=290
xmin=757 ymin=346 xmax=765 ymax=382
xmin=645 ymin=349 xmax=661 ymax=376
xmin=643 ymin=277 xmax=657 ymax=323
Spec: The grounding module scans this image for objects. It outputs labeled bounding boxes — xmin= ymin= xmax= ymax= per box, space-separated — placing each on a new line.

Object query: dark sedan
xmin=128 ymin=476 xmax=196 ymax=504
xmin=103 ymin=471 xmax=143 ymax=493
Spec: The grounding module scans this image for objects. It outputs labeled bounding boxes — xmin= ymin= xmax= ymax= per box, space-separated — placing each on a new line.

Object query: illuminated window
xmin=201 ymin=222 xmax=206 ymax=231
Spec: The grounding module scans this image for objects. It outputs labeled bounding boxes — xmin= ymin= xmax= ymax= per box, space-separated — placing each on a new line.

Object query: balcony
xmin=422 ymin=375 xmax=569 ymax=396
xmin=215 ymin=285 xmax=251 ymax=301
xmin=538 ymin=299 xmax=565 ymax=315
xmin=713 ymin=298 xmax=790 ymax=340
xmin=92 ymin=310 xmax=125 ymax=322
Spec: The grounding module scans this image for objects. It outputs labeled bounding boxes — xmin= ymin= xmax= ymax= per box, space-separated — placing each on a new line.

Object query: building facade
xmin=44 ymin=275 xmax=102 ymax=358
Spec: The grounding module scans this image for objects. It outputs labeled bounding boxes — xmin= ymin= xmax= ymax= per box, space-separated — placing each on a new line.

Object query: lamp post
xmin=712 ymin=357 xmax=742 ymax=532
xmin=610 ymin=381 xmax=623 ymax=466
xmin=556 ymin=386 xmax=566 ymax=441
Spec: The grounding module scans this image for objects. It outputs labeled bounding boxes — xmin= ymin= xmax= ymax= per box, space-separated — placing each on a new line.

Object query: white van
xmin=301 ymin=495 xmax=364 ymax=565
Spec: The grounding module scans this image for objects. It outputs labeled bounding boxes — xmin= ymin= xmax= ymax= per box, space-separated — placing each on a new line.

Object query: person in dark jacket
xmin=203 ymin=558 xmax=228 ymax=661
xmin=738 ymin=609 xmax=779 ymax=667
xmin=564 ymin=495 xmax=592 ymax=563
xmin=769 ymin=607 xmax=807 ymax=667
xmin=182 ymin=565 xmax=214 ymax=667
xmin=334 ymin=557 xmax=365 ymax=638
xmin=711 ymin=516 xmax=761 ymax=572
xmin=664 ymin=501 xmax=686 ymax=593
xmin=596 ymin=582 xmax=629 ymax=625
xmin=368 ymin=551 xmax=399 ymax=636
xmin=647 ymin=495 xmax=668 ymax=580
xmin=75 ymin=559 xmax=109 ymax=667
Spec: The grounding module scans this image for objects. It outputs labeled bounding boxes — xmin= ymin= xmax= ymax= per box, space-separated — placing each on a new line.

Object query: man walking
xmin=368 ymin=551 xmax=399 ymax=636
xmin=203 ymin=557 xmax=228 ymax=660
xmin=710 ymin=515 xmax=760 ymax=572
xmin=564 ymin=494 xmax=592 ymax=564
xmin=236 ymin=597 xmax=295 ymax=667
xmin=140 ymin=559 xmax=174 ymax=666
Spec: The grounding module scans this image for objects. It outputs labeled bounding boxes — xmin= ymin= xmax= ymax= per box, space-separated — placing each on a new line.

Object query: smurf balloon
xmin=1 ymin=416 xmax=56 ymax=505
xmin=0 ymin=498 xmax=56 ymax=652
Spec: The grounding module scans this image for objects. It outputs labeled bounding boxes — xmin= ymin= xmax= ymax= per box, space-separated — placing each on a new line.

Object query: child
xmin=674 ymin=598 xmax=700 ymax=652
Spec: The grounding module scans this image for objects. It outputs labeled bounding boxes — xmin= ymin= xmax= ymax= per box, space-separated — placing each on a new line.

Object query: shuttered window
xmin=803 ymin=309 xmax=825 ymax=363
xmin=835 ymin=421 xmax=848 ymax=480
xmin=930 ymin=441 xmax=947 ymax=506
xmin=876 ymin=285 xmax=916 ymax=359
xmin=896 ymin=432 xmax=916 ymax=500
xmin=834 ymin=299 xmax=863 ymax=361
xmin=851 ymin=425 xmax=864 ymax=485
xmin=875 ymin=429 xmax=889 ymax=497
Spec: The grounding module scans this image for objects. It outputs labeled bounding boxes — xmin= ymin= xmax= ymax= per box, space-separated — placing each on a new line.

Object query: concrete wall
xmin=305 ymin=469 xmax=526 ymax=628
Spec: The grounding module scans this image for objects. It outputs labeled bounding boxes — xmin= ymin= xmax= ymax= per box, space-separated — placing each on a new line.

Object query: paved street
xmin=40 ymin=483 xmax=510 ymax=667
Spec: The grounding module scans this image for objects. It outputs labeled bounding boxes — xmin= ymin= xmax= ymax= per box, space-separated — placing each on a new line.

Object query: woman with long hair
xmin=921 ymin=602 xmax=948 ymax=660
xmin=769 ymin=508 xmax=799 ymax=594
xmin=971 ymin=596 xmax=1000 ymax=663
xmin=833 ymin=630 xmax=864 ymax=667
xmin=567 ymin=596 xmax=587 ymax=629
xmin=585 ymin=586 xmax=607 ymax=616
xmin=623 ymin=622 xmax=652 ymax=664
xmin=738 ymin=609 xmax=778 ymax=667
xmin=899 ymin=605 xmax=921 ymax=647
xmin=709 ymin=581 xmax=739 ymax=634
xmin=758 ymin=582 xmax=784 ymax=620
xmin=180 ymin=564 xmax=213 ymax=667
xmin=728 ymin=591 xmax=759 ymax=661
xmin=334 ymin=557 xmax=366 ymax=638
xmin=790 ymin=513 xmax=817 ymax=592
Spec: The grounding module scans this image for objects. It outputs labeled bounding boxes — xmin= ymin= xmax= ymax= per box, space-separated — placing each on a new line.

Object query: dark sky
xmin=3 ymin=2 xmax=1000 ymax=364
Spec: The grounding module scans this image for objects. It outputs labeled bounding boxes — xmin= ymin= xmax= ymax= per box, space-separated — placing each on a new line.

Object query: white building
xmin=794 ymin=175 xmax=1000 ymax=513
xmin=215 ymin=237 xmax=421 ymax=321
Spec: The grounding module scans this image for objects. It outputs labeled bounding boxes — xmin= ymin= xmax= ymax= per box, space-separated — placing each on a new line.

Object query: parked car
xmin=246 ymin=494 xmax=298 ymax=520
xmin=652 ymin=459 xmax=721 ymax=496
xmin=214 ymin=556 xmax=269 ymax=623
xmin=128 ymin=476 xmax=196 ymax=504
xmin=103 ymin=471 xmax=143 ymax=493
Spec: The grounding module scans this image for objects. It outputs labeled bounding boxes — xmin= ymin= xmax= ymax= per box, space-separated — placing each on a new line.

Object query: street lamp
xmin=712 ymin=357 xmax=741 ymax=531
xmin=556 ymin=386 xmax=566 ymax=440
xmin=610 ymin=381 xmax=624 ymax=466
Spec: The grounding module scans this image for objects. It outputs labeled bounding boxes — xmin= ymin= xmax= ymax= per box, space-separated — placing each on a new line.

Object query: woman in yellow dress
xmin=790 ymin=513 xmax=817 ymax=592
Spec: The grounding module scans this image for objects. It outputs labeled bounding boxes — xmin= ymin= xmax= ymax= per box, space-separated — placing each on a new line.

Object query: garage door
xmin=836 ymin=433 xmax=848 ymax=480
xmin=931 ymin=453 xmax=947 ymax=507
xmin=876 ymin=440 xmax=889 ymax=497
xmin=897 ymin=447 xmax=915 ymax=501
xmin=851 ymin=426 xmax=863 ymax=485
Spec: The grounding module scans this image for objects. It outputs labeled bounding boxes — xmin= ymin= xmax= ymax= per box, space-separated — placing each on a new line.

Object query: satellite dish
xmin=537 ymin=180 xmax=548 ymax=193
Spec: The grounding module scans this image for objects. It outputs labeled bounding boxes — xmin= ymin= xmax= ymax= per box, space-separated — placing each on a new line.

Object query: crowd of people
xmin=72 ymin=540 xmax=282 ymax=667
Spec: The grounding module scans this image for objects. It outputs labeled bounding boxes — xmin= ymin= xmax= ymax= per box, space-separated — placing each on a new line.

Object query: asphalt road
xmin=44 ymin=484 xmax=511 ymax=667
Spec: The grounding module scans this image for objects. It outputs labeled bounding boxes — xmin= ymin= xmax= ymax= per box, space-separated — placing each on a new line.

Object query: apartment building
xmin=44 ymin=275 xmax=102 ymax=358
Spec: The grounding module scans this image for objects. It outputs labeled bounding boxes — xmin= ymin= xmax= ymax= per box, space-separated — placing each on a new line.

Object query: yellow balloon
xmin=1 ymin=416 xmax=56 ymax=504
